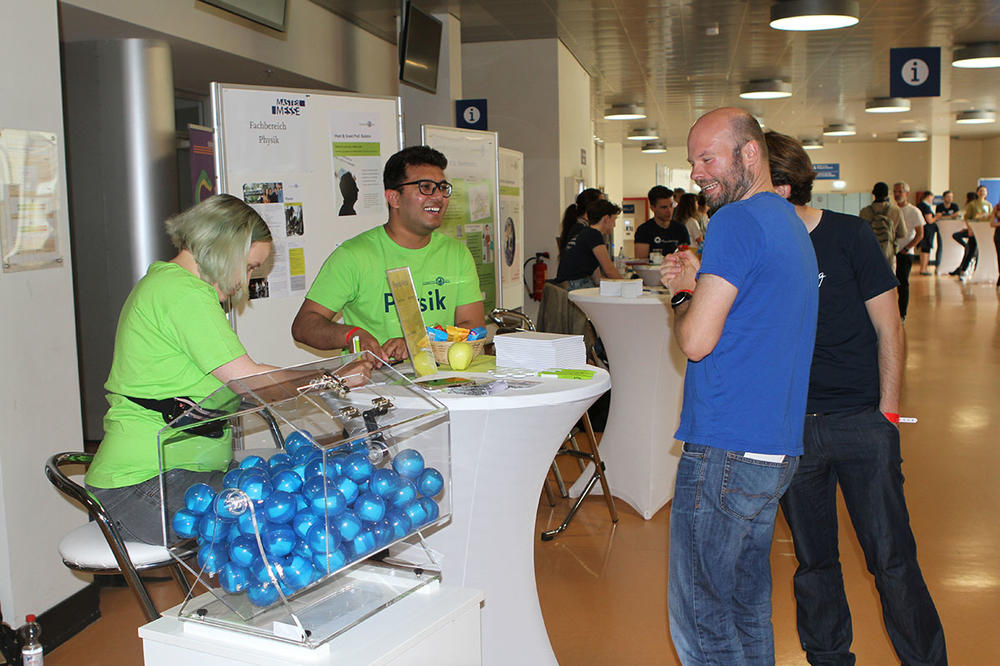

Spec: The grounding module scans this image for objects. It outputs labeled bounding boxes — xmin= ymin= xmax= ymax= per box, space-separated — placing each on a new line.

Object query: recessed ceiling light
xmin=626 ymin=127 xmax=659 ymax=141
xmin=739 ymin=79 xmax=792 ymax=99
xmin=953 ymin=42 xmax=1000 ymax=69
xmin=865 ymin=97 xmax=911 ymax=113
xmin=956 ymin=110 xmax=996 ymax=124
xmin=604 ymin=104 xmax=646 ymax=120
xmin=823 ymin=122 xmax=856 ymax=136
xmin=769 ymin=0 xmax=860 ymax=31
xmin=897 ymin=130 xmax=928 ymax=142
xmin=593 ymin=135 xmax=605 ymax=144
xmin=800 ymin=137 xmax=824 ymax=150
xmin=641 ymin=141 xmax=667 ymax=154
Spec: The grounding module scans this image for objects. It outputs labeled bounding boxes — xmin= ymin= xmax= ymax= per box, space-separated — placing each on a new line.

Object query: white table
xmin=567 ymin=287 xmax=685 ymax=519
xmin=393 ymin=367 xmax=611 ymax=665
xmin=968 ymin=221 xmax=999 ymax=284
xmin=937 ymin=218 xmax=967 ymax=273
xmin=140 ymin=581 xmax=484 ymax=665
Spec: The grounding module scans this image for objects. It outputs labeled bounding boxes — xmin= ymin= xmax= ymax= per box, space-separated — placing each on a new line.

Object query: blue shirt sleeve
xmin=697 ymin=206 xmax=764 ymax=290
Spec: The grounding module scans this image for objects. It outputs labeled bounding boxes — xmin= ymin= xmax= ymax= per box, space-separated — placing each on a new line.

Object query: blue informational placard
xmin=455 ymin=99 xmax=488 ymax=130
xmin=890 ymin=47 xmax=941 ymax=98
xmin=813 ymin=163 xmax=840 ymax=180
xmin=622 ymin=203 xmax=636 ymax=214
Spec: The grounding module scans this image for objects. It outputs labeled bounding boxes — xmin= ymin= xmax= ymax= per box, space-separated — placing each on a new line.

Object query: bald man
xmin=660 ymin=108 xmax=818 ymax=665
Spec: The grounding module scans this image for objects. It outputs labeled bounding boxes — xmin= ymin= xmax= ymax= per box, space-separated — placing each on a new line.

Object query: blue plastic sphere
xmin=351 ymin=528 xmax=377 ymax=558
xmin=332 ymin=475 xmax=359 ymax=505
xmin=417 ymin=468 xmax=444 ymax=498
xmin=268 ymin=452 xmax=293 ymax=469
xmin=223 ymin=468 xmax=243 ymax=489
xmin=197 ymin=542 xmax=229 ymax=575
xmin=303 ymin=479 xmax=347 ymax=518
xmin=238 ymin=455 xmax=268 ymax=471
xmin=262 ymin=491 xmax=297 ymax=523
xmin=389 ymin=479 xmax=418 ymax=509
xmin=293 ymin=538 xmax=313 ymax=560
xmin=371 ymin=518 xmax=394 ymax=548
xmin=260 ymin=524 xmax=296 ymax=558
xmin=348 ymin=438 xmax=368 ymax=453
xmin=358 ymin=480 xmax=370 ymax=495
xmin=238 ymin=471 xmax=273 ymax=502
xmin=293 ymin=493 xmax=309 ymax=513
xmin=392 ymin=449 xmax=425 ymax=480
xmin=355 ymin=492 xmax=386 ymax=522
xmin=226 ymin=521 xmax=242 ymax=542
xmin=271 ymin=469 xmax=303 ymax=494
xmin=236 ymin=509 xmax=267 ymax=536
xmin=247 ymin=580 xmax=279 ymax=607
xmin=371 ymin=468 xmax=401 ymax=497
xmin=213 ymin=490 xmax=246 ymax=520
xmin=417 ymin=497 xmax=440 ymax=524
xmin=313 ymin=546 xmax=347 ymax=574
xmin=291 ymin=445 xmax=321 ymax=467
xmin=292 ymin=511 xmax=321 ymax=541
xmin=249 ymin=555 xmax=271 ymax=584
xmin=403 ymin=500 xmax=429 ymax=527
xmin=172 ymin=508 xmax=199 ymax=539
xmin=306 ymin=523 xmax=342 ymax=554
xmin=197 ymin=513 xmax=233 ymax=542
xmin=219 ymin=562 xmax=250 ymax=594
xmin=335 ymin=510 xmax=363 ymax=542
xmin=278 ymin=554 xmax=315 ymax=591
xmin=326 ymin=453 xmax=346 ymax=476
xmin=385 ymin=509 xmax=413 ymax=540
xmin=184 ymin=483 xmax=216 ymax=515
xmin=228 ymin=535 xmax=258 ymax=568
xmin=284 ymin=430 xmax=314 ymax=456
xmin=304 ymin=457 xmax=337 ymax=481
xmin=343 ymin=453 xmax=374 ymax=483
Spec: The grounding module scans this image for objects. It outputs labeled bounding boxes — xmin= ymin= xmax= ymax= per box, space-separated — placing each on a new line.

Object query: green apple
xmin=412 ymin=350 xmax=437 ymax=376
xmin=447 ymin=341 xmax=474 ymax=371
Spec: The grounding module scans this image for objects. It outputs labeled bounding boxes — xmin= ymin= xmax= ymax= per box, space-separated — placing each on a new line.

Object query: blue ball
xmin=291 ymin=445 xmax=321 ymax=467
xmin=260 ymin=524 xmax=296 ymax=558
xmin=303 ymin=478 xmax=347 ymax=518
xmin=238 ymin=455 xmax=268 ymax=471
xmin=293 ymin=493 xmax=309 ymax=513
xmin=219 ymin=562 xmax=250 ymax=594
xmin=284 ymin=430 xmax=314 ymax=456
xmin=238 ymin=470 xmax=273 ymax=502
xmin=335 ymin=510 xmax=363 ymax=542
xmin=223 ymin=468 xmax=243 ymax=489
xmin=348 ymin=438 xmax=368 ymax=453
xmin=277 ymin=554 xmax=315 ymax=591
xmin=403 ymin=500 xmax=429 ymax=528
xmin=292 ymin=511 xmax=321 ymax=541
xmin=237 ymin=509 xmax=268 ymax=536
xmin=371 ymin=518 xmax=394 ymax=548
xmin=313 ymin=546 xmax=348 ymax=574
xmin=184 ymin=483 xmax=216 ymax=515
xmin=271 ymin=469 xmax=303 ymax=494
xmin=268 ymin=453 xmax=292 ymax=470
xmin=197 ymin=513 xmax=233 ymax=542
xmin=225 ymin=521 xmax=242 ymax=542
xmin=332 ymin=475 xmax=359 ymax=505
xmin=197 ymin=542 xmax=229 ymax=575
xmin=385 ymin=509 xmax=412 ymax=540
xmin=228 ymin=535 xmax=259 ymax=567
xmin=392 ymin=449 xmax=425 ymax=480
xmin=389 ymin=479 xmax=418 ymax=509
xmin=370 ymin=468 xmax=401 ymax=497
xmin=306 ymin=523 xmax=342 ymax=554
xmin=262 ymin=491 xmax=297 ymax=523
xmin=351 ymin=528 xmax=377 ymax=558
xmin=355 ymin=492 xmax=386 ymax=522
xmin=343 ymin=453 xmax=374 ymax=483
xmin=417 ymin=497 xmax=440 ymax=524
xmin=304 ymin=456 xmax=338 ymax=481
xmin=172 ymin=509 xmax=199 ymax=539
xmin=327 ymin=453 xmax=348 ymax=476
xmin=293 ymin=538 xmax=313 ymax=560
xmin=249 ymin=555 xmax=271 ymax=584
xmin=417 ymin=468 xmax=445 ymax=498
xmin=213 ymin=490 xmax=247 ymax=520
xmin=247 ymin=580 xmax=279 ymax=607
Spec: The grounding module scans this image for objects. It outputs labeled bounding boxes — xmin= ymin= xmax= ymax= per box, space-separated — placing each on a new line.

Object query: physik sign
xmin=890 ymin=47 xmax=941 ymax=98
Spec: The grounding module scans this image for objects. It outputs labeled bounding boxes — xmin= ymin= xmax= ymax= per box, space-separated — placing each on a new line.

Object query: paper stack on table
xmin=493 ymin=331 xmax=587 ymax=371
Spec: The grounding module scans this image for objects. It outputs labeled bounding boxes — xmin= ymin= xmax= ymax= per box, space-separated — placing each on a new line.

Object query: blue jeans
xmin=779 ymin=409 xmax=946 ymax=665
xmin=669 ymin=443 xmax=799 ymax=665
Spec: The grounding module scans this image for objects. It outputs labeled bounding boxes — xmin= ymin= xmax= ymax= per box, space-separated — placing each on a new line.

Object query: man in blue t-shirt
xmin=766 ymin=131 xmax=947 ymax=665
xmin=659 ymin=108 xmax=818 ymax=665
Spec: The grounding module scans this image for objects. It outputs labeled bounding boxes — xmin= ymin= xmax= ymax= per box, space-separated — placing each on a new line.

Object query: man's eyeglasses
xmin=396 ymin=179 xmax=453 ymax=198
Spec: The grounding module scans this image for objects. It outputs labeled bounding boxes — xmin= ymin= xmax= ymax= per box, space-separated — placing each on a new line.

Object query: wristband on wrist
xmin=675 ymin=289 xmax=693 ymax=295
xmin=344 ymin=326 xmax=362 ymax=345
xmin=882 ymin=411 xmax=900 ymax=424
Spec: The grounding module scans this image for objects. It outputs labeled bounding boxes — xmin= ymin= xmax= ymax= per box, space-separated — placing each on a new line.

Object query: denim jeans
xmin=669 ymin=443 xmax=799 ymax=665
xmin=87 ymin=468 xmax=227 ymax=545
xmin=779 ymin=409 xmax=947 ymax=665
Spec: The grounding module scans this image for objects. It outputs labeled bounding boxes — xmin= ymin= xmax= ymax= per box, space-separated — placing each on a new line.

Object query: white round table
xmin=968 ymin=221 xmax=999 ymax=284
xmin=567 ymin=287 xmax=685 ymax=519
xmin=390 ymin=367 xmax=610 ymax=665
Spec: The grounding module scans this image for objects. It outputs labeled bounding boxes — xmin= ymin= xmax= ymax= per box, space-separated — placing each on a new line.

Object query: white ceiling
xmin=312 ymin=0 xmax=1000 ymax=147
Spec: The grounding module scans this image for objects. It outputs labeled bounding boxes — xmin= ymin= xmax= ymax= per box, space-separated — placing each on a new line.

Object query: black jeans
xmin=952 ymin=230 xmax=978 ymax=272
xmin=919 ymin=222 xmax=941 ymax=266
xmin=895 ymin=252 xmax=913 ymax=318
xmin=780 ymin=409 xmax=947 ymax=666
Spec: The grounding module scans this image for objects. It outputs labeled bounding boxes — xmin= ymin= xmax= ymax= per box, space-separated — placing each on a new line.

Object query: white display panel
xmin=498 ymin=148 xmax=524 ymax=312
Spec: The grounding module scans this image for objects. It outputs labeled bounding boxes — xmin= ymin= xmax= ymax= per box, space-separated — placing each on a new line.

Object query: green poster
xmin=441 ymin=178 xmax=496 ymax=313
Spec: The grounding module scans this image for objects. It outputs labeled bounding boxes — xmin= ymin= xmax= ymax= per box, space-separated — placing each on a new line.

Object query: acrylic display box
xmin=155 ymin=352 xmax=451 ymax=648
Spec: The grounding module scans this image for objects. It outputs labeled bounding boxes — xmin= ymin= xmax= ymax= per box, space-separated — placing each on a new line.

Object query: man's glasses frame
xmin=396 ymin=179 xmax=453 ymax=198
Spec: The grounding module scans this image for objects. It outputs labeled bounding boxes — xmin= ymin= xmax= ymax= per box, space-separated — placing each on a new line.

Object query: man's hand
xmin=352 ymin=329 xmax=388 ymax=365
xmin=381 ymin=337 xmax=409 ymax=362
xmin=660 ymin=250 xmax=700 ymax=292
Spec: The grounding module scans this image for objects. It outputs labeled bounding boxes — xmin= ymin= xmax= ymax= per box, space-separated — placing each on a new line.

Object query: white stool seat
xmin=59 ymin=522 xmax=174 ymax=570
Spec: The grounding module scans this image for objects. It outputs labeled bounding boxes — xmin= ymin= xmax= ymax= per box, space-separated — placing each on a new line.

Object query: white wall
xmin=0 ymin=0 xmax=89 ymax=620
xmin=622 ymin=144 xmax=690 ymax=199
xmin=557 ymin=42 xmax=594 ymax=211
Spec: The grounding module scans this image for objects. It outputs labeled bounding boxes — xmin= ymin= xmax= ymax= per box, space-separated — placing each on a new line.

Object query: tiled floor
xmin=46 ymin=274 xmax=999 ymax=665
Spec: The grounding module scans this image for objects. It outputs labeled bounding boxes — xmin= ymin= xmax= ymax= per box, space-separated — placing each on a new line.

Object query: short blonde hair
xmin=164 ymin=194 xmax=271 ymax=300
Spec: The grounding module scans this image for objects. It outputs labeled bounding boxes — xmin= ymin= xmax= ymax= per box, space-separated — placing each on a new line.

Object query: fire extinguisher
xmin=524 ymin=251 xmax=550 ymax=301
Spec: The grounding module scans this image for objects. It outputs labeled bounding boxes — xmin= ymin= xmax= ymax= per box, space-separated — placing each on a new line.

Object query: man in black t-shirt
xmin=765 ymin=131 xmax=947 ymax=665
xmin=917 ymin=190 xmax=937 ymax=274
xmin=634 ymin=185 xmax=689 ymax=259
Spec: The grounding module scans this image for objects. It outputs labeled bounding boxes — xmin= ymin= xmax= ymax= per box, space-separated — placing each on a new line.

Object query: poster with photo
xmin=241 ymin=180 xmax=306 ymax=300
xmin=498 ymin=147 xmax=524 ymax=310
xmin=331 ymin=113 xmax=384 ymax=217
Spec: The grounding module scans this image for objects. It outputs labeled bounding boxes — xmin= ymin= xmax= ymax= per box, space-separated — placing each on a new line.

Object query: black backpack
xmin=866 ymin=202 xmax=896 ymax=265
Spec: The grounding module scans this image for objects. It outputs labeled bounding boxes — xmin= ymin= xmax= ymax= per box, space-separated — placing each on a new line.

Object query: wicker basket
xmin=429 ymin=339 xmax=486 ymax=365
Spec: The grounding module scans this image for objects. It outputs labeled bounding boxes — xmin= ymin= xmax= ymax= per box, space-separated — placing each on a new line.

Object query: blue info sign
xmin=813 ymin=163 xmax=840 ymax=180
xmin=455 ymin=99 xmax=488 ymax=130
xmin=890 ymin=47 xmax=941 ymax=98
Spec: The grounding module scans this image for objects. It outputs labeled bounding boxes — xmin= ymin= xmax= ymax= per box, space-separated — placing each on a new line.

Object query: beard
xmin=703 ymin=148 xmax=754 ymax=208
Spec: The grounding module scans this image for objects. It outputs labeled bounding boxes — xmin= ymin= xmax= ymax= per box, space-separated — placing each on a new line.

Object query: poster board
xmin=212 ymin=83 xmax=402 ymax=366
xmin=498 ymin=148 xmax=524 ymax=311
xmin=421 ymin=124 xmax=502 ymax=313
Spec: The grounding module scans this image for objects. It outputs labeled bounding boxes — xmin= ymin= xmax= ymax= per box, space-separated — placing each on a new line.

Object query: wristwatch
xmin=670 ymin=290 xmax=693 ymax=309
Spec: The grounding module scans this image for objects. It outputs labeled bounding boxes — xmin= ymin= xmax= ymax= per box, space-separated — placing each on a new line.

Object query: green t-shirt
xmin=85 ymin=262 xmax=247 ymax=489
xmin=964 ymin=200 xmax=992 ymax=221
xmin=306 ymin=226 xmax=483 ymax=343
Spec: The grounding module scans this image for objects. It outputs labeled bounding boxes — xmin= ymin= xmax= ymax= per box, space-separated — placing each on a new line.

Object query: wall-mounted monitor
xmin=201 ymin=0 xmax=287 ymax=32
xmin=399 ymin=2 xmax=442 ymax=94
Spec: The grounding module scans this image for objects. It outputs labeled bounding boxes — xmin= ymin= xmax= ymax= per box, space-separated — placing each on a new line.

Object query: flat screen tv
xmin=399 ymin=2 xmax=443 ymax=94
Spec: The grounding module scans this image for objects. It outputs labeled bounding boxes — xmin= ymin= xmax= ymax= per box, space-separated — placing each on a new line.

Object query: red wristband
xmin=344 ymin=326 xmax=362 ymax=344
xmin=675 ymin=289 xmax=693 ymax=295
xmin=883 ymin=412 xmax=900 ymax=423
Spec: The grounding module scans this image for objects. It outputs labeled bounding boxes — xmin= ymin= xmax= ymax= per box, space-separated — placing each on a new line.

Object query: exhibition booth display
xmin=156 ymin=352 xmax=452 ymax=649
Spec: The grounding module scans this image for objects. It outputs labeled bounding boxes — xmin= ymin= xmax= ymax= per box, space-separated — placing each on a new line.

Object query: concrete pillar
xmin=928 ymin=134 xmax=951 ymax=195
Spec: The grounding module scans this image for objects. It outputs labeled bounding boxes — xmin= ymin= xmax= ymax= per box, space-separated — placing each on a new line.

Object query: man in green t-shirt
xmin=292 ymin=146 xmax=485 ymax=361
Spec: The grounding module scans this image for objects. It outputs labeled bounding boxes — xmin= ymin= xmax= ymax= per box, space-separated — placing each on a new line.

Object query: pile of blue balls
xmin=171 ymin=430 xmax=444 ymax=607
